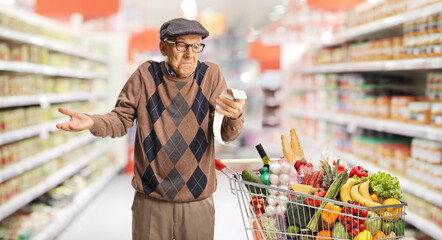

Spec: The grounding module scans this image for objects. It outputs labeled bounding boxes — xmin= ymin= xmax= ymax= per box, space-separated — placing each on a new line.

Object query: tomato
xmin=352 ymin=219 xmax=359 ymax=227
xmin=352 ymin=228 xmax=360 ymax=237
xmin=339 ymin=214 xmax=346 ymax=222
xmin=346 ymin=223 xmax=353 ymax=232
xmin=352 ymin=207 xmax=359 ymax=215
xmin=359 ymin=224 xmax=366 ymax=232
xmin=359 ymin=210 xmax=368 ymax=218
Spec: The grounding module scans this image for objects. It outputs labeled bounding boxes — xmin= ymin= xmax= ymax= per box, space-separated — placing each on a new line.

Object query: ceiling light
xmin=0 ymin=0 xmax=15 ymax=5
xmin=241 ymin=72 xmax=252 ymax=83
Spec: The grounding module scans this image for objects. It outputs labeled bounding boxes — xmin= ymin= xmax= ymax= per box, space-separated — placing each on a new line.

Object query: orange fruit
xmin=382 ymin=198 xmax=401 ymax=220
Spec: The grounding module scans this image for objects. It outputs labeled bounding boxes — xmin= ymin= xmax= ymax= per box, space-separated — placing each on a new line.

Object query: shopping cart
xmin=215 ymin=159 xmax=407 ymax=240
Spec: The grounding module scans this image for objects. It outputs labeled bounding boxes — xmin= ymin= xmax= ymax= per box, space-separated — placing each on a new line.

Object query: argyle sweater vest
xmin=88 ymin=61 xmax=244 ymax=202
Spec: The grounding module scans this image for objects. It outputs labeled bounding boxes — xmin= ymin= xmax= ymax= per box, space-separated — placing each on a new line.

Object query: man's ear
xmin=159 ymin=41 xmax=167 ymax=56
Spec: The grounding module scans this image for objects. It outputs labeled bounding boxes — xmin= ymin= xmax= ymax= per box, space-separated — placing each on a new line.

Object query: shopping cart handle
xmin=215 ymin=158 xmax=226 ymax=171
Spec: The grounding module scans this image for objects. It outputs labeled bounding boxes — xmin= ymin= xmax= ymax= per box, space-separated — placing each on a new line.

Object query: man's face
xmin=160 ymin=35 xmax=202 ymax=78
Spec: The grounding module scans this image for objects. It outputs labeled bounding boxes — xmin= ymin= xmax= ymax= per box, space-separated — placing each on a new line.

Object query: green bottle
xmin=259 ymin=167 xmax=269 ymax=195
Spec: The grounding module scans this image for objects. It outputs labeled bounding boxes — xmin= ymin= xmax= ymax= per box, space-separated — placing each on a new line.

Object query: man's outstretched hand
xmin=56 ymin=107 xmax=94 ymax=132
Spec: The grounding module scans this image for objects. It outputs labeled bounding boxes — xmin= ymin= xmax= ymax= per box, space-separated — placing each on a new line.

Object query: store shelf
xmin=0 ymin=27 xmax=107 ymax=63
xmin=0 ymin=92 xmax=106 ymax=108
xmin=332 ymin=149 xmax=442 ymax=208
xmin=0 ymin=134 xmax=95 ymax=183
xmin=321 ymin=2 xmax=442 ymax=47
xmin=405 ymin=211 xmax=442 ymax=239
xmin=297 ymin=133 xmax=442 ymax=237
xmin=32 ymin=160 xmax=125 ymax=240
xmin=0 ymin=60 xmax=107 ymax=79
xmin=0 ymin=120 xmax=63 ymax=146
xmin=0 ymin=146 xmax=108 ymax=221
xmin=289 ymin=86 xmax=325 ymax=92
xmin=296 ymin=58 xmax=442 ymax=74
xmin=288 ymin=110 xmax=442 ymax=141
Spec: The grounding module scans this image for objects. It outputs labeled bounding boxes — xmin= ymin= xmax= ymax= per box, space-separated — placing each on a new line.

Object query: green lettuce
xmin=368 ymin=172 xmax=402 ymax=200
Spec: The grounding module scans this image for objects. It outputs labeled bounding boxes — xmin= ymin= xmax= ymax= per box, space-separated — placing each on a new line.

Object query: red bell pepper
xmin=306 ymin=188 xmax=326 ymax=207
xmin=333 ymin=160 xmax=347 ymax=173
xmin=349 ymin=166 xmax=368 ymax=178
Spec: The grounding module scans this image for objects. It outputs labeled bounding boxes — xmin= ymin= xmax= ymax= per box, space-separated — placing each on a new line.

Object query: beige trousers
xmin=131 ymin=191 xmax=215 ymax=240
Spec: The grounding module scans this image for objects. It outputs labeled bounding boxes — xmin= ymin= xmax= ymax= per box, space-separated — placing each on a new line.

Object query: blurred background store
xmin=0 ymin=0 xmax=441 ymax=239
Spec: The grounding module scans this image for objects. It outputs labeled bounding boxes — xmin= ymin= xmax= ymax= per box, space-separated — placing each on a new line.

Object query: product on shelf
xmin=404 ymin=13 xmax=442 ymax=58
xmin=0 ymin=140 xmax=108 ymax=205
xmin=0 ymin=42 xmax=9 ymax=60
xmin=345 ymin=0 xmax=440 ymax=28
xmin=411 ymin=138 xmax=442 ymax=164
xmin=408 ymin=101 xmax=432 ymax=125
xmin=0 ymin=152 xmax=114 ymax=239
xmin=0 ymin=100 xmax=105 ymax=134
xmin=308 ymin=11 xmax=442 ymax=66
xmin=432 ymin=102 xmax=442 ymax=127
xmin=0 ymin=10 xmax=108 ymax=58
xmin=239 ymin=127 xmax=407 ymax=238
xmin=403 ymin=192 xmax=442 ymax=228
xmin=289 ymin=73 xmax=442 ymax=128
xmin=426 ymin=73 xmax=442 ymax=102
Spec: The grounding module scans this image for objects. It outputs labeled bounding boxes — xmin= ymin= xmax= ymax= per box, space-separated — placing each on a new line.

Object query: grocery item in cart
xmin=217 ymin=157 xmax=407 ymax=240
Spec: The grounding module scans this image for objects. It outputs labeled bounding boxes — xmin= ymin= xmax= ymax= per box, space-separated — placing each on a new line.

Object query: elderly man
xmin=56 ymin=18 xmax=245 ymax=240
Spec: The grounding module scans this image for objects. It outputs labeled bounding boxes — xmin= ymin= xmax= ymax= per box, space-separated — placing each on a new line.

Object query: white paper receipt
xmin=213 ymin=88 xmax=247 ymax=145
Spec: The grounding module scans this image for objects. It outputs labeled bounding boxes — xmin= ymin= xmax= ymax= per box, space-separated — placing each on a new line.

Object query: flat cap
xmin=159 ymin=18 xmax=209 ymax=41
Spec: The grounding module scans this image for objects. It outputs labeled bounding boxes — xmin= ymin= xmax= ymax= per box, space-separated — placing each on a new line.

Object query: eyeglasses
xmin=164 ymin=40 xmax=205 ymax=53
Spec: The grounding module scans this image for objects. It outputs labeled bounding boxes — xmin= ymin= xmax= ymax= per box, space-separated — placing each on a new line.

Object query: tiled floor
xmin=57 ymin=171 xmax=248 ymax=240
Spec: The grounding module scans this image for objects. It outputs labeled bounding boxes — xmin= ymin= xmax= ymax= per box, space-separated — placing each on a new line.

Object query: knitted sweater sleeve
xmin=209 ymin=64 xmax=244 ymax=142
xmin=88 ymin=68 xmax=142 ymax=138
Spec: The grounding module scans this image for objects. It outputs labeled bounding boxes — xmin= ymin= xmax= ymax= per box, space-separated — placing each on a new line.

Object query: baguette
xmin=281 ymin=134 xmax=296 ymax=164
xmin=290 ymin=129 xmax=305 ymax=161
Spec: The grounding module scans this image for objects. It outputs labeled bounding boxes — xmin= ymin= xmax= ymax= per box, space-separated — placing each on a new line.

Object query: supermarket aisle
xmin=57 ymin=171 xmax=246 ymax=240
xmin=57 ymin=173 xmax=133 ymax=240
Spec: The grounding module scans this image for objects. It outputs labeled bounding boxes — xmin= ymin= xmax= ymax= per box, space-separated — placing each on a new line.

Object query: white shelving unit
xmin=0 ymin=134 xmax=95 ymax=183
xmin=0 ymin=4 xmax=115 ymax=234
xmin=289 ymin=86 xmax=325 ymax=92
xmin=405 ymin=211 xmax=442 ymax=239
xmin=286 ymin=4 xmax=442 ymax=237
xmin=0 ymin=60 xmax=107 ymax=79
xmin=0 ymin=93 xmax=105 ymax=108
xmin=321 ymin=1 xmax=442 ymax=47
xmin=331 ymin=149 xmax=442 ymax=208
xmin=0 ymin=27 xmax=107 ymax=64
xmin=0 ymin=119 xmax=62 ymax=145
xmin=288 ymin=110 xmax=442 ymax=141
xmin=296 ymin=57 xmax=442 ymax=74
xmin=31 ymin=159 xmax=125 ymax=240
xmin=0 ymin=146 xmax=108 ymax=221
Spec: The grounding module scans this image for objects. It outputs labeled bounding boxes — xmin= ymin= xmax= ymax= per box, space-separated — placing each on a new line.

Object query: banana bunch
xmin=340 ymin=179 xmax=381 ymax=207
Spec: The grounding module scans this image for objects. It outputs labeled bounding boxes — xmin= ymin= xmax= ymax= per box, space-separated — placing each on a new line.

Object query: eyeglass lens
xmin=176 ymin=42 xmax=204 ymax=53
